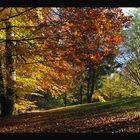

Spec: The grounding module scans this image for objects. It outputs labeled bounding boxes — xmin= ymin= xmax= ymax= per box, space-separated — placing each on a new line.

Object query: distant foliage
xmin=98 ymin=73 xmax=140 ymax=100
xmin=119 ymin=8 xmax=140 ymax=87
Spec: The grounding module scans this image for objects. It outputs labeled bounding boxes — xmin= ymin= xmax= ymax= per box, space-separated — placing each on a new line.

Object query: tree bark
xmin=4 ymin=21 xmax=16 ymax=116
xmin=63 ymin=92 xmax=67 ymax=107
xmin=0 ymin=59 xmax=6 ymax=117
xmin=79 ymin=85 xmax=83 ymax=104
xmin=89 ymin=69 xmax=95 ymax=103
xmin=87 ymin=67 xmax=91 ymax=103
xmin=87 ymin=66 xmax=96 ymax=103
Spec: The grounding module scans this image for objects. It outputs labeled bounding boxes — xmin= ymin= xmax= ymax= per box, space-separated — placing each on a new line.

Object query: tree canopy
xmin=0 ymin=7 xmax=132 ymax=116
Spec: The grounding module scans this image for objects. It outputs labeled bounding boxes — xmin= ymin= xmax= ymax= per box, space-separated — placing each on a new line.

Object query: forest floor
xmin=1 ymin=96 xmax=140 ymax=133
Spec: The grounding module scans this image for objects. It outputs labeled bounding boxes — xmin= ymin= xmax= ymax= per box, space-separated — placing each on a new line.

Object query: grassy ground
xmin=1 ymin=96 xmax=140 ymax=133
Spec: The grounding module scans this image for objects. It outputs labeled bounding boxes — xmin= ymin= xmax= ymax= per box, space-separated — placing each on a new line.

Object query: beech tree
xmin=0 ymin=8 xmax=79 ymax=116
xmin=0 ymin=8 xmax=38 ymax=116
xmin=57 ymin=8 xmax=132 ymax=102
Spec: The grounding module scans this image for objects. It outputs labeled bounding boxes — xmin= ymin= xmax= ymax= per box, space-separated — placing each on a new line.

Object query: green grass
xmin=43 ymin=96 xmax=140 ymax=115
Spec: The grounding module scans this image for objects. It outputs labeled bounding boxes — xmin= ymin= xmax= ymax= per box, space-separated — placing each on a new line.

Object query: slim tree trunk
xmin=87 ymin=76 xmax=90 ymax=103
xmin=87 ymin=66 xmax=96 ymax=103
xmin=79 ymin=85 xmax=83 ymax=104
xmin=87 ymin=67 xmax=92 ymax=103
xmin=5 ymin=21 xmax=16 ymax=116
xmin=63 ymin=92 xmax=67 ymax=107
xmin=89 ymin=69 xmax=95 ymax=103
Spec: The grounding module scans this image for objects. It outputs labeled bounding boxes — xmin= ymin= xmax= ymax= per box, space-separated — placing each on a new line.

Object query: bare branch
xmin=0 ymin=8 xmax=35 ymax=23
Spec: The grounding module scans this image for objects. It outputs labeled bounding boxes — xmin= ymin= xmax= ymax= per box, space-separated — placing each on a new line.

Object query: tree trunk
xmin=64 ymin=92 xmax=67 ymax=107
xmin=87 ymin=67 xmax=91 ymax=103
xmin=87 ymin=66 xmax=96 ymax=103
xmin=89 ymin=69 xmax=95 ymax=103
xmin=79 ymin=85 xmax=83 ymax=104
xmin=5 ymin=21 xmax=16 ymax=116
xmin=0 ymin=59 xmax=6 ymax=117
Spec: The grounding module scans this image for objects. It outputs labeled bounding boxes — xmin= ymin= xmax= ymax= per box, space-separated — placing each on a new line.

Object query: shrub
xmin=92 ymin=91 xmax=106 ymax=102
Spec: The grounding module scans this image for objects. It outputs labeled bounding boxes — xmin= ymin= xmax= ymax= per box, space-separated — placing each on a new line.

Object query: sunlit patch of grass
xmin=27 ymin=96 xmax=140 ymax=118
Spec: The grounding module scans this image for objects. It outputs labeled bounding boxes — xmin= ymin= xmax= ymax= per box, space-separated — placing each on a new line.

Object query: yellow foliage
xmin=92 ymin=91 xmax=106 ymax=102
xmin=102 ymin=92 xmax=110 ymax=100
xmin=15 ymin=98 xmax=37 ymax=114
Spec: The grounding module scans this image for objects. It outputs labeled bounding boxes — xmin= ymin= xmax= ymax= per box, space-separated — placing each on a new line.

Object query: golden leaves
xmin=3 ymin=7 xmax=131 ymax=97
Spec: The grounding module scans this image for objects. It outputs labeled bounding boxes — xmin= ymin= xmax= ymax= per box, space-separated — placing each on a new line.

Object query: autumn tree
xmin=0 ymin=8 xmax=80 ymax=116
xmin=0 ymin=8 xmax=57 ymax=116
xmin=56 ymin=8 xmax=132 ymax=103
xmin=0 ymin=8 xmax=38 ymax=116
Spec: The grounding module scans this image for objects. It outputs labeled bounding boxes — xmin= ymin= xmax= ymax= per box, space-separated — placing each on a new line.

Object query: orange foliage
xmin=0 ymin=8 xmax=131 ymax=96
